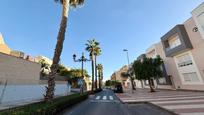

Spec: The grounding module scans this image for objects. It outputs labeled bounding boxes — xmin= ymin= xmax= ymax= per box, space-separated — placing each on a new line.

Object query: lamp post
xmin=123 ymin=49 xmax=134 ymax=93
xmin=73 ymin=52 xmax=91 ymax=94
xmin=123 ymin=49 xmax=130 ymax=66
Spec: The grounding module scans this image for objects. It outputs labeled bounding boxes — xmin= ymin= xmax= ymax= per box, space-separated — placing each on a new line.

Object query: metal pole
xmin=123 ymin=49 xmax=133 ymax=93
xmin=126 ymin=51 xmax=130 ymax=66
xmin=81 ymin=53 xmax=84 ymax=94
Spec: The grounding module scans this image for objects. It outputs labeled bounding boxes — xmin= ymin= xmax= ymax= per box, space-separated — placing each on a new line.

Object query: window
xmin=183 ymin=72 xmax=199 ymax=82
xmin=176 ymin=54 xmax=193 ymax=67
xmin=197 ymin=12 xmax=204 ymax=32
xmin=168 ymin=35 xmax=181 ymax=49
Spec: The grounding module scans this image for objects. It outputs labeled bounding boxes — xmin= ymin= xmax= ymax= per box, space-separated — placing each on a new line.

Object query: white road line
xmin=103 ymin=96 xmax=107 ymax=100
xmin=180 ymin=113 xmax=204 ymax=115
xmin=96 ymin=96 xmax=100 ymax=100
xmin=152 ymin=99 xmax=204 ymax=104
xmin=109 ymin=96 xmax=113 ymax=100
xmin=122 ymin=96 xmax=204 ymax=102
xmin=163 ymin=104 xmax=204 ymax=109
xmin=125 ymin=94 xmax=204 ymax=99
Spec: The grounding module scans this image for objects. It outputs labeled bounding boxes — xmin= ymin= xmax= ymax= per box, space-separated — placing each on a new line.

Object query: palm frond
xmin=70 ymin=0 xmax=84 ymax=8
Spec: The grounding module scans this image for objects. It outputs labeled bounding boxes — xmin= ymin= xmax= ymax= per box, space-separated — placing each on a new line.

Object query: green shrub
xmin=0 ymin=93 xmax=88 ymax=115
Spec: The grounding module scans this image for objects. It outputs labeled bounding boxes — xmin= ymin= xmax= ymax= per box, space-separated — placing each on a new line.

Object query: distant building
xmin=10 ymin=50 xmax=25 ymax=58
xmin=0 ymin=33 xmax=11 ymax=55
xmin=34 ymin=55 xmax=53 ymax=66
xmin=110 ymin=66 xmax=129 ymax=89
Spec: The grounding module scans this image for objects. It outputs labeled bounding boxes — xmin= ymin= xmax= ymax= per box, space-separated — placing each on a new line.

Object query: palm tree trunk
xmin=98 ymin=70 xmax=101 ymax=90
xmin=94 ymin=55 xmax=98 ymax=89
xmin=44 ymin=0 xmax=69 ymax=102
xmin=91 ymin=54 xmax=95 ymax=92
xmin=130 ymin=77 xmax=136 ymax=90
xmin=148 ymin=78 xmax=155 ymax=92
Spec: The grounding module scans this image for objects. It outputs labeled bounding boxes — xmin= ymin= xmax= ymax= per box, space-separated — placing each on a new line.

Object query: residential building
xmin=110 ymin=66 xmax=130 ymax=89
xmin=0 ymin=33 xmax=11 ymax=55
xmin=160 ymin=2 xmax=204 ymax=91
xmin=10 ymin=50 xmax=25 ymax=58
xmin=110 ymin=3 xmax=204 ymax=91
xmin=144 ymin=43 xmax=172 ymax=89
xmin=127 ymin=2 xmax=204 ymax=91
xmin=34 ymin=55 xmax=53 ymax=65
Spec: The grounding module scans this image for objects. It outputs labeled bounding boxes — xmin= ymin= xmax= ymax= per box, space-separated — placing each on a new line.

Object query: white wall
xmin=0 ymin=81 xmax=71 ymax=109
xmin=0 ymin=53 xmax=41 ymax=84
xmin=0 ymin=53 xmax=71 ymax=109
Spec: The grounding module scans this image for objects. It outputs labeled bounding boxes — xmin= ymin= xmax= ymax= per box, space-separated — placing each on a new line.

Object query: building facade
xmin=112 ymin=2 xmax=204 ymax=91
xmin=145 ymin=2 xmax=204 ymax=91
xmin=110 ymin=66 xmax=130 ymax=89
xmin=144 ymin=43 xmax=173 ymax=89
xmin=0 ymin=33 xmax=11 ymax=55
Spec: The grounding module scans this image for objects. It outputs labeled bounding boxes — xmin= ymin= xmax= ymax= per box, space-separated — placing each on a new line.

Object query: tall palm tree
xmin=94 ymin=47 xmax=101 ymax=89
xmin=44 ymin=0 xmax=84 ymax=102
xmin=97 ymin=64 xmax=103 ymax=90
xmin=85 ymin=39 xmax=100 ymax=91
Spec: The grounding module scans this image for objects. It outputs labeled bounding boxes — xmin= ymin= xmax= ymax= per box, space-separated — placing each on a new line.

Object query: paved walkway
xmin=116 ymin=89 xmax=204 ymax=115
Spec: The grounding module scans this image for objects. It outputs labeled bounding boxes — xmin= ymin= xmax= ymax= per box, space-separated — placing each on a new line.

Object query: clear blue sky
xmin=0 ymin=0 xmax=203 ymax=81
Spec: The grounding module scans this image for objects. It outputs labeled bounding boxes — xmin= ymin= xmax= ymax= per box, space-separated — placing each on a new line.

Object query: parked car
xmin=114 ymin=83 xmax=123 ymax=93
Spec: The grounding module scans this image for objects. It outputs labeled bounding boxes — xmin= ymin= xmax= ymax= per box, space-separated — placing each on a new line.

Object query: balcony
xmin=161 ymin=25 xmax=193 ymax=57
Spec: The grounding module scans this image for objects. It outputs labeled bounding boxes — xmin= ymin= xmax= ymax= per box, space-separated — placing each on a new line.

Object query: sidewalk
xmin=116 ymin=88 xmax=204 ymax=115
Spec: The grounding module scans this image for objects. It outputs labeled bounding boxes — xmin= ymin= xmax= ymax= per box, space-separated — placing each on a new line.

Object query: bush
xmin=0 ymin=93 xmax=88 ymax=115
xmin=87 ymin=89 xmax=102 ymax=95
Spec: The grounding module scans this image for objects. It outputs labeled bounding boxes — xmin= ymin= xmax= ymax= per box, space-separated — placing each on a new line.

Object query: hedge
xmin=0 ymin=93 xmax=88 ymax=115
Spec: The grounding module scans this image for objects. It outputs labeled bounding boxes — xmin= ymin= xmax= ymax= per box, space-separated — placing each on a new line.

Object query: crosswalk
xmin=91 ymin=95 xmax=119 ymax=103
xmin=117 ymin=89 xmax=204 ymax=115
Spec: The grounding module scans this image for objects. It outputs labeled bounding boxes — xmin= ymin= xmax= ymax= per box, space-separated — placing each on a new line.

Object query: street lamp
xmin=73 ymin=52 xmax=91 ymax=94
xmin=123 ymin=49 xmax=134 ymax=93
xmin=123 ymin=49 xmax=130 ymax=66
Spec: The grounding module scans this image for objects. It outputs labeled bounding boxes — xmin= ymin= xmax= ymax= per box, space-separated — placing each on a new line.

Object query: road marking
xmin=152 ymin=100 xmax=204 ymax=104
xmin=163 ymin=104 xmax=204 ymax=109
xmin=90 ymin=100 xmax=120 ymax=103
xmin=103 ymin=96 xmax=107 ymax=100
xmin=122 ymin=96 xmax=204 ymax=102
xmin=180 ymin=113 xmax=204 ymax=115
xmin=109 ymin=96 xmax=113 ymax=100
xmin=96 ymin=96 xmax=100 ymax=100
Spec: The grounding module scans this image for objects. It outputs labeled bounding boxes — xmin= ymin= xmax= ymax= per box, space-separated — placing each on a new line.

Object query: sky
xmin=0 ymin=0 xmax=203 ymax=81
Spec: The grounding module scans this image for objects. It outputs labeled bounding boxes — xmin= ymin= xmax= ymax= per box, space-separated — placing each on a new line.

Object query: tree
xmin=94 ymin=47 xmax=101 ymax=89
xmin=39 ymin=59 xmax=51 ymax=76
xmin=105 ymin=80 xmax=111 ymax=87
xmin=121 ymin=67 xmax=136 ymax=91
xmin=85 ymin=39 xmax=101 ymax=91
xmin=97 ymin=64 xmax=103 ymax=90
xmin=128 ymin=65 xmax=136 ymax=90
xmin=132 ymin=56 xmax=163 ymax=92
xmin=44 ymin=0 xmax=84 ymax=102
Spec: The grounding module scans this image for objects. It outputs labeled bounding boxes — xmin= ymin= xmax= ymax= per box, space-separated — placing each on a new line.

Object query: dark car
xmin=114 ymin=83 xmax=123 ymax=93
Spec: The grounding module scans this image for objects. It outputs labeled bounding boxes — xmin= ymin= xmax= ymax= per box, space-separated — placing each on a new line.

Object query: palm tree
xmin=97 ymin=64 xmax=103 ymax=90
xmin=94 ymin=47 xmax=101 ymax=89
xmin=85 ymin=39 xmax=100 ymax=91
xmin=44 ymin=0 xmax=84 ymax=102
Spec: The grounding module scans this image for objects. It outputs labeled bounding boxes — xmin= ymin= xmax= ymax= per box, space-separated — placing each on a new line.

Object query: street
xmin=62 ymin=89 xmax=174 ymax=115
xmin=62 ymin=89 xmax=129 ymax=115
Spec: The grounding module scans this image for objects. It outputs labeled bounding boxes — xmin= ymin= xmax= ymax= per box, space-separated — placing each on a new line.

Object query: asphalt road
xmin=62 ymin=89 xmax=130 ymax=115
xmin=62 ymin=89 xmax=174 ymax=115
